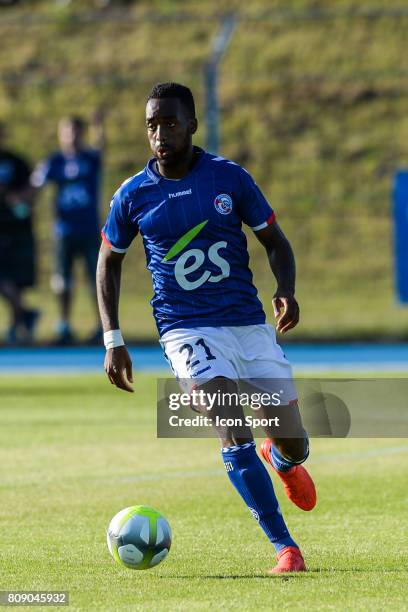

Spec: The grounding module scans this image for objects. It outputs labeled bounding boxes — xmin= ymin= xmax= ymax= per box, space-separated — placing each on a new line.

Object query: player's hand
xmin=91 ymin=107 xmax=106 ymax=126
xmin=104 ymin=346 xmax=134 ymax=393
xmin=272 ymin=293 xmax=300 ymax=334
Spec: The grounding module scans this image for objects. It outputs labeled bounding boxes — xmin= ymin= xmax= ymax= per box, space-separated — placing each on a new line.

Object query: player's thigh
xmin=12 ymin=228 xmax=36 ymax=288
xmin=0 ymin=227 xmax=34 ymax=288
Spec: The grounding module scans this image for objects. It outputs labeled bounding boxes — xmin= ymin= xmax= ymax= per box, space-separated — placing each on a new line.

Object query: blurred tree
xmin=55 ymin=0 xmax=137 ymax=6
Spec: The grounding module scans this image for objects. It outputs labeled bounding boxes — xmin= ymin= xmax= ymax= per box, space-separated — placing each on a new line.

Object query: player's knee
xmin=220 ymin=436 xmax=235 ymax=449
xmin=220 ymin=430 xmax=254 ymax=448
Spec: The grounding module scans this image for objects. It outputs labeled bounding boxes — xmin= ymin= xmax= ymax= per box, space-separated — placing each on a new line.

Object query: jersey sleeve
xmin=236 ymin=167 xmax=276 ymax=231
xmin=101 ymin=183 xmax=139 ymax=253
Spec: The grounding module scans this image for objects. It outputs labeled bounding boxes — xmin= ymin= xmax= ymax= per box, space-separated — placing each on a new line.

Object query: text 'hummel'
xmin=168 ymin=189 xmax=192 ymax=199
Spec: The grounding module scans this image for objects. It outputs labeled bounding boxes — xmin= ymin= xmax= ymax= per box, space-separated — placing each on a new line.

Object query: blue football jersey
xmin=32 ymin=148 xmax=101 ymax=237
xmin=102 ymin=148 xmax=276 ymax=336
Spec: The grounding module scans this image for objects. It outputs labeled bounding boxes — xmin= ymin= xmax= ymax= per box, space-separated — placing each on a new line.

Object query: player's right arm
xmin=97 ymin=180 xmax=139 ymax=393
xmin=96 ymin=244 xmax=134 ymax=393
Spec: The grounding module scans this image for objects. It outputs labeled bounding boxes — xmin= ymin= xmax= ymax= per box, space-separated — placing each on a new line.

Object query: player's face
xmin=146 ymin=98 xmax=197 ymax=166
xmin=58 ymin=120 xmax=84 ymax=149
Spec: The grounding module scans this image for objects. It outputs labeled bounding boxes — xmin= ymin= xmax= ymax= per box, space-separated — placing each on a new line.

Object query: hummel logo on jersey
xmin=168 ymin=188 xmax=192 ymax=199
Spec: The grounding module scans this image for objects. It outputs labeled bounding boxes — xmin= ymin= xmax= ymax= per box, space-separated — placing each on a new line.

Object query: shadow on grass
xmin=308 ymin=568 xmax=404 ymax=573
xmin=160 ymin=567 xmax=404 ymax=580
xmin=159 ymin=574 xmax=306 ymax=580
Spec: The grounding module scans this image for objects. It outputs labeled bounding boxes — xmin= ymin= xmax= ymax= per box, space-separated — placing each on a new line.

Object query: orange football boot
xmin=268 ymin=546 xmax=306 ymax=574
xmin=260 ymin=438 xmax=317 ymax=511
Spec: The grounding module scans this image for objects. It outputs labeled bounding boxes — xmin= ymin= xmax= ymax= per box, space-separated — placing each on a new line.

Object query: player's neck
xmin=60 ymin=144 xmax=82 ymax=156
xmin=156 ymin=147 xmax=197 ymax=180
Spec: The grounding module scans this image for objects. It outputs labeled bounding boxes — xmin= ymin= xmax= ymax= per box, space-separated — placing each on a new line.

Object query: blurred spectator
xmin=0 ymin=122 xmax=39 ymax=344
xmin=32 ymin=113 xmax=105 ymax=345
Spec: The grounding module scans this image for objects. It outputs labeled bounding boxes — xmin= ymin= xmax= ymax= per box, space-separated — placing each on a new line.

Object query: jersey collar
xmin=145 ymin=146 xmax=206 ymax=184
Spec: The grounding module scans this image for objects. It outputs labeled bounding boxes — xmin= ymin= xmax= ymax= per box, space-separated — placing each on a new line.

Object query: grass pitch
xmin=0 ymin=374 xmax=407 ymax=611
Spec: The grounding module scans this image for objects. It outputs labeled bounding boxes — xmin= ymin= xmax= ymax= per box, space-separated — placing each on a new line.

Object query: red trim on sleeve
xmin=101 ymin=231 xmax=112 ymax=249
xmin=267 ymin=212 xmax=276 ymax=225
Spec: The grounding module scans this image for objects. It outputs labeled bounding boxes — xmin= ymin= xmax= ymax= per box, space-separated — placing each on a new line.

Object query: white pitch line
xmin=91 ymin=443 xmax=408 ymax=484
xmin=0 ymin=445 xmax=406 ymax=489
xmin=2 ymin=361 xmax=408 ymax=374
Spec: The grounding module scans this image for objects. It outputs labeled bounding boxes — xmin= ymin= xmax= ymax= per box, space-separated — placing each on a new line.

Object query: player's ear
xmin=189 ymin=118 xmax=198 ymax=135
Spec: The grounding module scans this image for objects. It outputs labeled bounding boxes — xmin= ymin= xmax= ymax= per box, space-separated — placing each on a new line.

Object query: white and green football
xmin=107 ymin=505 xmax=172 ymax=570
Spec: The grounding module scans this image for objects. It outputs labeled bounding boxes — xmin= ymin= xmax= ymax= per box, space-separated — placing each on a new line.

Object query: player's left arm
xmin=90 ymin=108 xmax=106 ymax=153
xmin=255 ymin=221 xmax=299 ymax=334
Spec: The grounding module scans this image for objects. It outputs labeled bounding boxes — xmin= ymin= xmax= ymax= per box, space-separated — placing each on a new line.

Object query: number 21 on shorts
xmin=179 ymin=338 xmax=217 ymax=372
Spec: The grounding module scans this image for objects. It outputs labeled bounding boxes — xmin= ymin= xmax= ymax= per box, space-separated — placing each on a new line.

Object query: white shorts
xmin=160 ymin=324 xmax=297 ymax=405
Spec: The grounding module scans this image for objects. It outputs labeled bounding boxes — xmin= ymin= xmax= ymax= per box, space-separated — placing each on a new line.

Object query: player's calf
xmin=271 ymin=435 xmax=310 ymax=470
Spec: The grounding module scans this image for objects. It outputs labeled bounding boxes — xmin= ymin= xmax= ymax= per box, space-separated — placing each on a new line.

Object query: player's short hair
xmin=147 ymin=82 xmax=196 ymax=118
xmin=60 ymin=115 xmax=86 ymax=131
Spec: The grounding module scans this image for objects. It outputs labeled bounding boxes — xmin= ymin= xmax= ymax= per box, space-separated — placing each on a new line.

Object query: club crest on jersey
xmin=214 ymin=193 xmax=233 ymax=215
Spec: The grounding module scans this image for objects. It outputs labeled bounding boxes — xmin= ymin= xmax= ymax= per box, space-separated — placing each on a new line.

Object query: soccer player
xmin=97 ymin=83 xmax=316 ymax=573
xmin=0 ymin=122 xmax=39 ymax=344
xmin=32 ymin=113 xmax=105 ymax=345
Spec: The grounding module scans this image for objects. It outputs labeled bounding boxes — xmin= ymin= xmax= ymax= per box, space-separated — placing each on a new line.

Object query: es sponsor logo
xmin=162 ymin=220 xmax=231 ymax=291
xmin=174 ymin=241 xmax=230 ymax=291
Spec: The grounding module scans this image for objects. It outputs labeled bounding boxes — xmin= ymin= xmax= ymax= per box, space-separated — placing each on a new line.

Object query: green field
xmin=0 ymin=374 xmax=407 ymax=611
xmin=2 ymin=1 xmax=408 ymax=341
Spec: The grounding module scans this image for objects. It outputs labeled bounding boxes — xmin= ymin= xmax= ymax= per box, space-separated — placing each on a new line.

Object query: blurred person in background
xmin=0 ymin=122 xmax=39 ymax=344
xmin=32 ymin=113 xmax=105 ymax=345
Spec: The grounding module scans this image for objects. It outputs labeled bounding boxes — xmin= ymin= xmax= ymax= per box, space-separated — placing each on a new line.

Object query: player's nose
xmin=155 ymin=124 xmax=168 ymax=142
xmin=159 ymin=123 xmax=175 ymax=143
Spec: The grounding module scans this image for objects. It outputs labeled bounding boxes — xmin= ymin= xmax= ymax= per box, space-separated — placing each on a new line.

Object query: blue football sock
xmin=222 ymin=442 xmax=298 ymax=552
xmin=270 ymin=439 xmax=310 ymax=473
